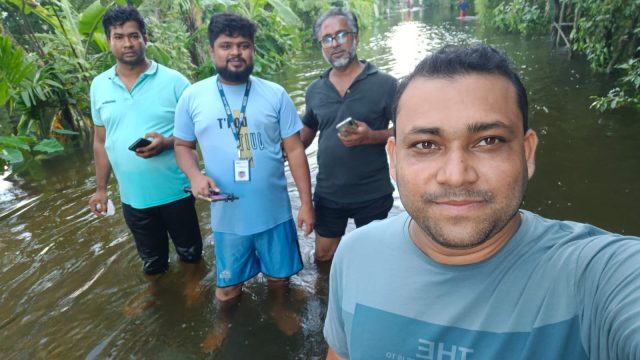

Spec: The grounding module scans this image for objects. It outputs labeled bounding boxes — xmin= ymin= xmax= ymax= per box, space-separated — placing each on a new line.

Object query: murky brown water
xmin=1 ymin=5 xmax=639 ymax=359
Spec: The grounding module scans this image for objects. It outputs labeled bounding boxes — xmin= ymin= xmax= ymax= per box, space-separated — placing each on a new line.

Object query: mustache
xmin=424 ymin=188 xmax=494 ymax=202
xmin=227 ymin=57 xmax=246 ymax=63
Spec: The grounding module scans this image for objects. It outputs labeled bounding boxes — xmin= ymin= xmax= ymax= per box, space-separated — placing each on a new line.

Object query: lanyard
xmin=216 ymin=76 xmax=251 ymax=150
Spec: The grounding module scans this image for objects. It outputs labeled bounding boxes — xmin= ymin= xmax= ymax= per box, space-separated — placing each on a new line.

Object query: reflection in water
xmin=1 ymin=5 xmax=639 ymax=359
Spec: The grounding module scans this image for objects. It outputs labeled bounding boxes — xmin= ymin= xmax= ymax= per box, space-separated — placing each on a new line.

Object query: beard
xmin=117 ymin=50 xmax=146 ymax=67
xmin=217 ymin=61 xmax=254 ymax=83
xmin=324 ymin=40 xmax=358 ymax=69
xmin=400 ymin=171 xmax=528 ymax=250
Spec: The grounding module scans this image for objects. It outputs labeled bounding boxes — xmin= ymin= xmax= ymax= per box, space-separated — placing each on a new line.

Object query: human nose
xmin=230 ymin=44 xmax=242 ymax=56
xmin=435 ymin=148 xmax=478 ymax=187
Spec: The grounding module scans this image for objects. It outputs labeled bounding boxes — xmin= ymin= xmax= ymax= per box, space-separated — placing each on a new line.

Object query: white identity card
xmin=234 ymin=159 xmax=250 ymax=182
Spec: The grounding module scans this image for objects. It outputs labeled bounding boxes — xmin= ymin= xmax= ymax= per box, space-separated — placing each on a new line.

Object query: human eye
xmin=220 ymin=43 xmax=231 ymax=50
xmin=412 ymin=140 xmax=439 ymax=151
xmin=321 ymin=35 xmax=332 ymax=46
xmin=130 ymin=33 xmax=140 ymax=40
xmin=475 ymin=137 xmax=503 ymax=147
xmin=240 ymin=43 xmax=252 ymax=50
xmin=336 ymin=31 xmax=348 ymax=41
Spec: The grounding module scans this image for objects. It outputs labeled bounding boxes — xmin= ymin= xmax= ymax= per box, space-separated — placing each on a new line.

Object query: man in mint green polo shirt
xmin=88 ymin=6 xmax=202 ymax=285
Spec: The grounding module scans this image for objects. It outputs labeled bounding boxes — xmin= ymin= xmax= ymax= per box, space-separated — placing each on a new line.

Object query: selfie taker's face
xmin=319 ymin=16 xmax=357 ymax=69
xmin=209 ymin=34 xmax=254 ymax=83
xmin=388 ymin=73 xmax=538 ymax=249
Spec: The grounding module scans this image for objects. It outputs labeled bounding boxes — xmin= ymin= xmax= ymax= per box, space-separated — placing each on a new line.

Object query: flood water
xmin=1 ymin=5 xmax=639 ymax=359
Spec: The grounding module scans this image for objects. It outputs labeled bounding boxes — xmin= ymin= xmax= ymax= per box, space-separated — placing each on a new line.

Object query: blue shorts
xmin=213 ymin=219 xmax=303 ymax=288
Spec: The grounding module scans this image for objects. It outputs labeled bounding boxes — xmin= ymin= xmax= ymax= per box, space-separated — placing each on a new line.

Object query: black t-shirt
xmin=302 ymin=61 xmax=397 ymax=203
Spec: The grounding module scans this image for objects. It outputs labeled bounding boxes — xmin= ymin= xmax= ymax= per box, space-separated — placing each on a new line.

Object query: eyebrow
xmin=406 ymin=127 xmax=441 ymax=136
xmin=467 ymin=121 xmax=514 ymax=135
xmin=404 ymin=121 xmax=515 ymax=137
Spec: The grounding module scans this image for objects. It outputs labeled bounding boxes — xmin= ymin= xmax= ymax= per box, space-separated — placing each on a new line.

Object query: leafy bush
xmin=492 ymin=0 xmax=546 ymax=35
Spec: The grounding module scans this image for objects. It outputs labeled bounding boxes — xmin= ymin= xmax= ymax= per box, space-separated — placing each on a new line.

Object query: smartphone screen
xmin=336 ymin=117 xmax=357 ymax=136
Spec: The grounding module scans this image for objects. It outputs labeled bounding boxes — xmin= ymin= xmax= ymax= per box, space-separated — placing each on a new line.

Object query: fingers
xmin=89 ymin=197 xmax=107 ymax=216
xmin=207 ymin=178 xmax=220 ymax=193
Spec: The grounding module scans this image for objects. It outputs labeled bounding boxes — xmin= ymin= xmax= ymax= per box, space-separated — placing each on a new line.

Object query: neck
xmin=116 ymin=59 xmax=150 ymax=79
xmin=409 ymin=212 xmax=522 ymax=265
xmin=331 ymin=57 xmax=363 ymax=78
xmin=218 ymin=76 xmax=248 ymax=85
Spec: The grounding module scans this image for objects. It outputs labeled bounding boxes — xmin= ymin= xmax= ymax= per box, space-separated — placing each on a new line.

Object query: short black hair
xmin=208 ymin=12 xmax=257 ymax=45
xmin=394 ymin=43 xmax=529 ymax=132
xmin=314 ymin=8 xmax=359 ymax=39
xmin=102 ymin=6 xmax=146 ymax=39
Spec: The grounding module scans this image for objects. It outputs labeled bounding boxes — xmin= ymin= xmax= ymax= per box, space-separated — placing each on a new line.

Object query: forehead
xmin=213 ymin=33 xmax=253 ymax=45
xmin=395 ymin=74 xmax=521 ymax=137
xmin=319 ymin=16 xmax=349 ymax=36
xmin=110 ymin=21 xmax=142 ymax=34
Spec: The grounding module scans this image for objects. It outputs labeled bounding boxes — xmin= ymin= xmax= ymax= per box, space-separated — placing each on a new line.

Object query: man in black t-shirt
xmin=301 ymin=8 xmax=398 ymax=263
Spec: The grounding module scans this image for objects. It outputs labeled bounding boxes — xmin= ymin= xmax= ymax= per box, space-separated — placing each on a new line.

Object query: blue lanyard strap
xmin=216 ymin=76 xmax=251 ymax=143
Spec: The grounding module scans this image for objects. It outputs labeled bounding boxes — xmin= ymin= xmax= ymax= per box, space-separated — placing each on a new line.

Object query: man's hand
xmin=189 ymin=173 xmax=220 ymax=198
xmin=89 ymin=189 xmax=108 ymax=216
xmin=135 ymin=132 xmax=168 ymax=158
xmin=297 ymin=203 xmax=315 ymax=236
xmin=337 ymin=120 xmax=372 ymax=147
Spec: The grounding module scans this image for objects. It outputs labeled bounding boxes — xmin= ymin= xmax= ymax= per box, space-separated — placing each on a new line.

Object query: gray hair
xmin=313 ymin=8 xmax=359 ymax=40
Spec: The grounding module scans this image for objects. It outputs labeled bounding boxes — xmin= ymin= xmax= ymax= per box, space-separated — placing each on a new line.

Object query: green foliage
xmin=0 ymin=134 xmax=63 ymax=166
xmin=492 ymin=0 xmax=546 ymax=35
xmin=571 ymin=0 xmax=640 ymax=111
xmin=591 ymin=56 xmax=640 ymax=111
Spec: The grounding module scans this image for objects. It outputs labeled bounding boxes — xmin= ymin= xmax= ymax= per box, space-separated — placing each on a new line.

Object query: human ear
xmin=523 ymin=129 xmax=538 ymax=180
xmin=386 ymin=136 xmax=397 ymax=182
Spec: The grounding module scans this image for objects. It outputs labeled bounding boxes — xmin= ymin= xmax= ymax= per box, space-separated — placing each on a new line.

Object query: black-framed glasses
xmin=319 ymin=31 xmax=355 ymax=48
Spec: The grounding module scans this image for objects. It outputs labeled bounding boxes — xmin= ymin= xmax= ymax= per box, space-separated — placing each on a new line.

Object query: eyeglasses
xmin=319 ymin=31 xmax=355 ymax=48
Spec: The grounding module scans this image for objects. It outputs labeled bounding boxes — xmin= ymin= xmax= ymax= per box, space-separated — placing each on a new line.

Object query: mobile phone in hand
xmin=183 ymin=187 xmax=239 ymax=202
xmin=128 ymin=138 xmax=152 ymax=151
xmin=336 ymin=117 xmax=358 ymax=137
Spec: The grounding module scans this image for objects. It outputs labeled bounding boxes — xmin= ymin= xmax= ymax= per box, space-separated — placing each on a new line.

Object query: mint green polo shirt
xmin=90 ymin=61 xmax=191 ymax=209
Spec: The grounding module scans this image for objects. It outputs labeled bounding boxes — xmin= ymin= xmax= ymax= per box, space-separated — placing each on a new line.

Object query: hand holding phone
xmin=128 ymin=137 xmax=152 ymax=151
xmin=183 ymin=187 xmax=239 ymax=202
xmin=336 ymin=117 xmax=358 ymax=137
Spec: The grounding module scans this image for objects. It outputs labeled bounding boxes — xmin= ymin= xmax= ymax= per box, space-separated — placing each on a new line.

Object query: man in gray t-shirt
xmin=301 ymin=8 xmax=397 ymax=263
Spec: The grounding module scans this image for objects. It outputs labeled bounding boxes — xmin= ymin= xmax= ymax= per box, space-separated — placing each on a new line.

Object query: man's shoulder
xmin=91 ymin=67 xmax=116 ymax=88
xmin=181 ymin=76 xmax=215 ymax=97
xmin=363 ymin=62 xmax=397 ymax=84
xmin=521 ymin=210 xmax=640 ymax=259
xmin=155 ymin=63 xmax=189 ymax=83
xmin=251 ymin=76 xmax=286 ymax=93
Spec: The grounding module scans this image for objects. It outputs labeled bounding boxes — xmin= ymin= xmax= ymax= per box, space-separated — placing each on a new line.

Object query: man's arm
xmin=282 ymin=133 xmax=314 ymax=236
xmin=89 ymin=126 xmax=111 ymax=216
xmin=174 ymin=138 xmax=219 ymax=196
xmin=326 ymin=347 xmax=346 ymax=360
xmin=300 ymin=125 xmax=318 ymax=149
xmin=338 ymin=121 xmax=393 ymax=147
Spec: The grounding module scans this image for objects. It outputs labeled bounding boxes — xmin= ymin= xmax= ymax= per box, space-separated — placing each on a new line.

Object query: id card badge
xmin=234 ymin=159 xmax=250 ymax=182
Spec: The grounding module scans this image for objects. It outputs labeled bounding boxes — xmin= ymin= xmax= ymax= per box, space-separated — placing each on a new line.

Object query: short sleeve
xmin=90 ymin=81 xmax=103 ymax=127
xmin=174 ymin=73 xmax=191 ymax=101
xmin=323 ymin=248 xmax=350 ymax=358
xmin=173 ymin=88 xmax=196 ymax=142
xmin=301 ymin=93 xmax=319 ymax=130
xmin=278 ymin=89 xmax=302 ymax=139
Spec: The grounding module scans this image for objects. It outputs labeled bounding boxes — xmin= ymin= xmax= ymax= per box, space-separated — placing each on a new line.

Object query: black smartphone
xmin=128 ymin=138 xmax=152 ymax=151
